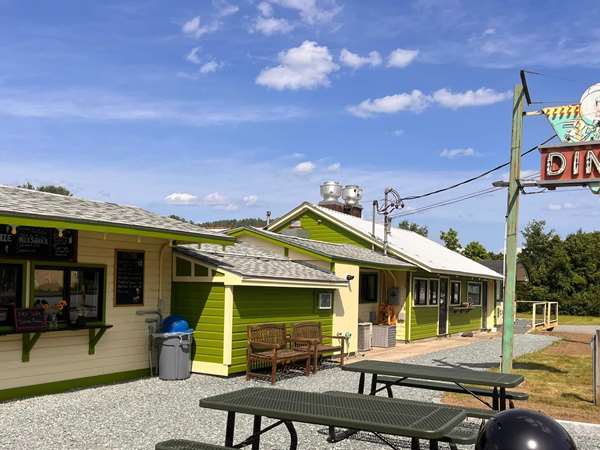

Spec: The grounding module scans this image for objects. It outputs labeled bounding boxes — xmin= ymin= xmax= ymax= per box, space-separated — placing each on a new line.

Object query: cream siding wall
xmin=0 ymin=231 xmax=172 ymax=390
xmin=331 ymin=262 xmax=359 ymax=354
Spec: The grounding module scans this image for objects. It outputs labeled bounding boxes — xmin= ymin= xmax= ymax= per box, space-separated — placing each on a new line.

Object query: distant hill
xmin=168 ymin=215 xmax=268 ymax=229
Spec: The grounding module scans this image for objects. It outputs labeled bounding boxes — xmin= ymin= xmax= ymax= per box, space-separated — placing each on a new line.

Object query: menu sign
xmin=0 ymin=225 xmax=77 ymax=261
xmin=115 ymin=251 xmax=144 ymax=305
xmin=14 ymin=308 xmax=47 ymax=332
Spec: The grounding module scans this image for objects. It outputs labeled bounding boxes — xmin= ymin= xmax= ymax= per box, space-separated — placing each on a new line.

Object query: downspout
xmin=158 ymin=240 xmax=173 ymax=314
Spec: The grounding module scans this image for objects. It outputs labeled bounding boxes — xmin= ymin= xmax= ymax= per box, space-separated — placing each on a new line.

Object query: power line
xmin=399 ymin=135 xmax=556 ymax=202
xmin=391 ymin=187 xmax=503 ymax=218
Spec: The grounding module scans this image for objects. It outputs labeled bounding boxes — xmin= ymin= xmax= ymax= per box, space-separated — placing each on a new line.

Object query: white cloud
xmin=339 ymin=49 xmax=382 ymax=69
xmin=327 ymin=162 xmax=341 ymax=172
xmin=349 ymin=86 xmax=512 ymax=117
xmin=432 ymin=87 xmax=512 ymax=109
xmin=165 ymin=192 xmax=198 ymax=204
xmin=258 ymin=1 xmax=274 ymax=17
xmin=186 ymin=47 xmax=202 ymax=64
xmin=269 ymin=0 xmax=341 ymax=24
xmin=199 ymin=60 xmax=221 ymax=74
xmin=256 ymin=41 xmax=339 ymax=90
xmin=387 ymin=48 xmax=419 ymax=68
xmin=439 ymin=147 xmax=478 ymax=159
xmin=347 ymin=90 xmax=430 ymax=117
xmin=243 ymin=195 xmax=259 ymax=206
xmin=293 ymin=161 xmax=316 ymax=174
xmin=214 ymin=0 xmax=239 ymax=17
xmin=253 ymin=16 xmax=294 ymax=35
xmin=203 ymin=192 xmax=239 ymax=210
xmin=548 ymin=202 xmax=576 ymax=211
xmin=391 ymin=129 xmax=405 ymax=136
xmin=182 ymin=16 xmax=220 ymax=38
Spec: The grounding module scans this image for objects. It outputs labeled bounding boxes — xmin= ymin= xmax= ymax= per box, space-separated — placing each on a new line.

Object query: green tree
xmin=168 ymin=214 xmax=194 ymax=224
xmin=398 ymin=220 xmax=428 ymax=237
xmin=440 ymin=228 xmax=461 ymax=252
xmin=19 ymin=182 xmax=72 ymax=196
xmin=463 ymin=241 xmax=489 ymax=261
xmin=198 ymin=217 xmax=267 ymax=228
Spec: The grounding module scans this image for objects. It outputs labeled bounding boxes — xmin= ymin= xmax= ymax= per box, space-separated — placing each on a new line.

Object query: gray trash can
xmin=153 ymin=331 xmax=193 ymax=380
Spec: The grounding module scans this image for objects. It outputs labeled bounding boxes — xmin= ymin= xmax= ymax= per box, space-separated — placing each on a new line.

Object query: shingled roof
xmin=0 ymin=185 xmax=232 ymax=242
xmin=175 ymin=243 xmax=347 ymax=285
xmin=236 ymin=227 xmax=414 ymax=269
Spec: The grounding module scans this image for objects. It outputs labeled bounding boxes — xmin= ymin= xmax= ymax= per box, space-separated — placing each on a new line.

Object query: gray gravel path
xmin=1 ymin=334 xmax=596 ymax=450
xmin=554 ymin=324 xmax=600 ymax=335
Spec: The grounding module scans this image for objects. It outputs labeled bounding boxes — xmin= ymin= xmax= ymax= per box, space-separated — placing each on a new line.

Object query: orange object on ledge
xmin=378 ymin=304 xmax=397 ymax=325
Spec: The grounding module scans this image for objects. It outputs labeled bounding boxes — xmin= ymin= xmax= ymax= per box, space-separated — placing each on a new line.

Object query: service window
xmin=34 ymin=266 xmax=105 ymax=322
xmin=317 ymin=291 xmax=333 ymax=310
xmin=413 ymin=278 xmax=428 ymax=306
xmin=0 ymin=263 xmax=23 ymax=325
xmin=450 ymin=281 xmax=461 ymax=305
xmin=467 ymin=282 xmax=482 ymax=306
xmin=428 ymin=280 xmax=439 ymax=305
xmin=359 ymin=273 xmax=378 ymax=303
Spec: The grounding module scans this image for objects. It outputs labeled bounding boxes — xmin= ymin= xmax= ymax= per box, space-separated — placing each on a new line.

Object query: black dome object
xmin=476 ymin=409 xmax=577 ymax=450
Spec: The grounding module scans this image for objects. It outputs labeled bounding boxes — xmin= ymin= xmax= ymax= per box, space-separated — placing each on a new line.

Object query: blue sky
xmin=1 ymin=0 xmax=599 ymax=250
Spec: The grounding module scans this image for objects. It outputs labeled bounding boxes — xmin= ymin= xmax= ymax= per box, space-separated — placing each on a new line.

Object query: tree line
xmin=399 ymin=219 xmax=600 ymax=316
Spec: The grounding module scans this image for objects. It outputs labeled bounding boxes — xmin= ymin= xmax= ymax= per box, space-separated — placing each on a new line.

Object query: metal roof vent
xmin=342 ymin=185 xmax=363 ymax=207
xmin=320 ymin=181 xmax=343 ymax=203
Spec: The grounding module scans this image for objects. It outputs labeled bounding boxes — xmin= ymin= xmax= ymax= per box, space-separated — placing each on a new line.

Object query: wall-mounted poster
xmin=115 ymin=250 xmax=144 ymax=306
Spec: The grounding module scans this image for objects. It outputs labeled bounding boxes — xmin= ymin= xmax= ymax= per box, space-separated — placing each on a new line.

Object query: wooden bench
xmin=155 ymin=440 xmax=235 ymax=450
xmin=377 ymin=376 xmax=528 ymax=409
xmin=290 ymin=321 xmax=345 ymax=373
xmin=246 ymin=323 xmax=312 ymax=384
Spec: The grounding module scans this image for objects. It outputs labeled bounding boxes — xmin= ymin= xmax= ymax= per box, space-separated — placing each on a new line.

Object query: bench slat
xmin=156 ymin=440 xmax=235 ymax=450
xmin=377 ymin=376 xmax=528 ymax=400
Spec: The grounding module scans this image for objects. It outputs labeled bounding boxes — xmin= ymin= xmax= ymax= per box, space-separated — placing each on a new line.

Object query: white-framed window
xmin=317 ymin=291 xmax=333 ymax=310
xmin=467 ymin=282 xmax=482 ymax=306
xmin=450 ymin=281 xmax=461 ymax=305
xmin=413 ymin=278 xmax=440 ymax=306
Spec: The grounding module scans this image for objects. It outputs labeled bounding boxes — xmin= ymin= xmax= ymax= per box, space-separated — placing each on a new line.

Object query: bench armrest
xmin=249 ymin=341 xmax=281 ymax=351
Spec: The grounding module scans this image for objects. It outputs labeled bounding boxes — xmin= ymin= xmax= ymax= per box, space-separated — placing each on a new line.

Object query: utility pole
xmin=501 ymin=83 xmax=524 ymax=373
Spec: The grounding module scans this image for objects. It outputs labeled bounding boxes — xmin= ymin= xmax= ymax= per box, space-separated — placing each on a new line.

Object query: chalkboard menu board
xmin=14 ymin=308 xmax=47 ymax=332
xmin=0 ymin=225 xmax=77 ymax=261
xmin=115 ymin=251 xmax=144 ymax=305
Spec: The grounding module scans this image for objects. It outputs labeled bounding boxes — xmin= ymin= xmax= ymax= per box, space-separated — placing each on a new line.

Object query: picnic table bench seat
xmin=155 ymin=440 xmax=235 ymax=450
xmin=377 ymin=376 xmax=528 ymax=407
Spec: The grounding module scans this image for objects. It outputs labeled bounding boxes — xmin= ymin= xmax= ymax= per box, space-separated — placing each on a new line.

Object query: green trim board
xmin=171 ymin=282 xmax=225 ymax=364
xmin=0 ymin=368 xmax=149 ymax=403
xmin=229 ymin=286 xmax=333 ymax=375
xmin=0 ymin=213 xmax=233 ymax=246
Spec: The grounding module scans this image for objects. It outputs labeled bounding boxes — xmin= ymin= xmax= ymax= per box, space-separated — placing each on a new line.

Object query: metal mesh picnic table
xmin=199 ymin=387 xmax=469 ymax=449
xmin=342 ymin=361 xmax=524 ymax=387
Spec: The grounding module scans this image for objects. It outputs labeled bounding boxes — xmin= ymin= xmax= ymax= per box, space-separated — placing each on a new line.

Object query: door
xmin=438 ymin=278 xmax=448 ymax=335
xmin=481 ymin=281 xmax=488 ymax=329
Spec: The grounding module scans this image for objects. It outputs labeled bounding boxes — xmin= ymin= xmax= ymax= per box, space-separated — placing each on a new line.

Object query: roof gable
xmin=268 ymin=202 xmax=502 ymax=280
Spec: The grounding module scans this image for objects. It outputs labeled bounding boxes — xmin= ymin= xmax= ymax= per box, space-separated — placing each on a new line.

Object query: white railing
xmin=516 ymin=300 xmax=559 ymax=332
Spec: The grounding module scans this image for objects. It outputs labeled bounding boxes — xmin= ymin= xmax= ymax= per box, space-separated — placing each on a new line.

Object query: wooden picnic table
xmin=199 ymin=387 xmax=477 ymax=450
xmin=342 ymin=360 xmax=525 ymax=411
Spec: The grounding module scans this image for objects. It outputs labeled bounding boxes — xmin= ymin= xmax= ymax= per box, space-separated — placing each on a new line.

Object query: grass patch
xmin=443 ymin=332 xmax=598 ymax=423
xmin=516 ymin=313 xmax=600 ymax=325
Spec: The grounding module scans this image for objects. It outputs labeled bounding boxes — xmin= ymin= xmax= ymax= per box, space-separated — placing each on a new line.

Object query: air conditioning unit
xmin=357 ymin=322 xmax=372 ymax=352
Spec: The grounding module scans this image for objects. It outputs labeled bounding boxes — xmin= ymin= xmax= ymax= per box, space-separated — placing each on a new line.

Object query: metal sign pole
xmin=501 ymin=83 xmax=524 ymax=373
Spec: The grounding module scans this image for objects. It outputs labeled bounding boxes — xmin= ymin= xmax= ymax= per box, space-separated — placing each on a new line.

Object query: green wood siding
xmin=275 ymin=211 xmax=371 ymax=248
xmin=410 ymin=307 xmax=438 ymax=340
xmin=448 ymin=307 xmax=482 ymax=334
xmin=230 ymin=286 xmax=333 ymax=374
xmin=171 ymin=282 xmax=224 ymax=364
xmin=408 ymin=277 xmax=485 ymax=340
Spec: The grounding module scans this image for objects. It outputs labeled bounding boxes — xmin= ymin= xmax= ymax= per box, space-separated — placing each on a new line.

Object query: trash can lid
xmin=152 ymin=329 xmax=194 ymax=338
xmin=160 ymin=315 xmax=191 ymax=333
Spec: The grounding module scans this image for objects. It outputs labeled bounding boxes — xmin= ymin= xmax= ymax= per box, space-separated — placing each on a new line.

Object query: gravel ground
xmin=1 ymin=333 xmax=596 ymax=450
